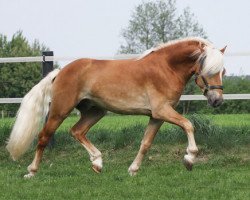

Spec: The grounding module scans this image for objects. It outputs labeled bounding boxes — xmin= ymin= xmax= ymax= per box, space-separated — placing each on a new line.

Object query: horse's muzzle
xmin=207 ymin=91 xmax=224 ymax=107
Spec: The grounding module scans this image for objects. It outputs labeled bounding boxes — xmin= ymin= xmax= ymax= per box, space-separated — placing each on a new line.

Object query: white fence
xmin=0 ymin=54 xmax=138 ymax=63
xmin=0 ymin=54 xmax=250 ymax=104
xmin=0 ymin=51 xmax=250 ymax=63
xmin=1 ymin=94 xmax=250 ymax=104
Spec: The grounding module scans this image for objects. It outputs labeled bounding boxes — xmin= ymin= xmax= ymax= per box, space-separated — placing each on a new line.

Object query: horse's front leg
xmin=128 ymin=117 xmax=163 ymax=176
xmin=152 ymin=105 xmax=198 ymax=170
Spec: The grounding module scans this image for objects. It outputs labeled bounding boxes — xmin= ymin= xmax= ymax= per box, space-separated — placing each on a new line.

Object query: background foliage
xmin=0 ymin=31 xmax=49 ymax=116
xmin=118 ymin=0 xmax=206 ymax=54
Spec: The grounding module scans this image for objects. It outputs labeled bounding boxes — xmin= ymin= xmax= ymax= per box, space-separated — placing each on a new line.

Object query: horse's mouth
xmin=208 ymin=97 xmax=223 ymax=107
xmin=207 ymin=91 xmax=224 ymax=107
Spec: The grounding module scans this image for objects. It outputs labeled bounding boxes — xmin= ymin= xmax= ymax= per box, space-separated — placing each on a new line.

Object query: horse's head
xmin=195 ymin=46 xmax=227 ymax=107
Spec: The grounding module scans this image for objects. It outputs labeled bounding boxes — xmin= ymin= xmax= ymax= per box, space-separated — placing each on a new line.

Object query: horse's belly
xmin=107 ymin=103 xmax=151 ymax=115
xmin=88 ymin=94 xmax=151 ymax=115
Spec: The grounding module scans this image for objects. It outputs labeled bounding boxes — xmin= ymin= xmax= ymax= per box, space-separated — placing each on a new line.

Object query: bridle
xmin=195 ymin=55 xmax=224 ymax=96
xmin=194 ymin=74 xmax=223 ymax=96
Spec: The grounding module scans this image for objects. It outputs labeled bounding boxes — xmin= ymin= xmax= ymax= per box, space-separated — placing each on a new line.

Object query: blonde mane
xmin=137 ymin=37 xmax=224 ymax=76
xmin=137 ymin=37 xmax=213 ymax=60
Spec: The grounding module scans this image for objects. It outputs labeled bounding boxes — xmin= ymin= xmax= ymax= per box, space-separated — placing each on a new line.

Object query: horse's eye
xmin=222 ymin=68 xmax=226 ymax=76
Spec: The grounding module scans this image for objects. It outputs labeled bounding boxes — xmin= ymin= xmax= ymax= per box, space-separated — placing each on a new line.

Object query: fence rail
xmin=1 ymin=94 xmax=250 ymax=104
xmin=0 ymin=55 xmax=138 ymax=63
xmin=0 ymin=98 xmax=22 ymax=104
xmin=0 ymin=51 xmax=249 ymax=64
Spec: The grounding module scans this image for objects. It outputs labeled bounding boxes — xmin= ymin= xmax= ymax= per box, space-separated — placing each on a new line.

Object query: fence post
xmin=42 ymin=51 xmax=54 ymax=76
xmin=42 ymin=51 xmax=55 ymax=148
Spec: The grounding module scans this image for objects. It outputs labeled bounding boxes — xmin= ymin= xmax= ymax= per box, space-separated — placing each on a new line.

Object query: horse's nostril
xmin=213 ymin=98 xmax=223 ymax=107
xmin=213 ymin=99 xmax=219 ymax=107
xmin=208 ymin=96 xmax=223 ymax=108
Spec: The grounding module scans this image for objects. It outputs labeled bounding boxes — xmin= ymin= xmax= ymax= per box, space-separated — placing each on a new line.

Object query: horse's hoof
xmin=24 ymin=172 xmax=35 ymax=179
xmin=92 ymin=165 xmax=102 ymax=174
xmin=128 ymin=170 xmax=137 ymax=176
xmin=183 ymin=157 xmax=193 ymax=171
xmin=128 ymin=165 xmax=138 ymax=176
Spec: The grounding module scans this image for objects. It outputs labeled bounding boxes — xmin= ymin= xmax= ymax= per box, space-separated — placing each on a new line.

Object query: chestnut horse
xmin=7 ymin=37 xmax=226 ymax=178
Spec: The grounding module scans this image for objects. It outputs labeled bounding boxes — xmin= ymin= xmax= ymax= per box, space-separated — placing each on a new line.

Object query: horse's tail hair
xmin=6 ymin=69 xmax=60 ymax=161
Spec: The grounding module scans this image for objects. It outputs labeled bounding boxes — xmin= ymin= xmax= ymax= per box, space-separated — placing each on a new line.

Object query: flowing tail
xmin=6 ymin=69 xmax=60 ymax=160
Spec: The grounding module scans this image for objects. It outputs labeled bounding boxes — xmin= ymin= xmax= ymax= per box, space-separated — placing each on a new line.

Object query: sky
xmin=0 ymin=0 xmax=250 ymax=75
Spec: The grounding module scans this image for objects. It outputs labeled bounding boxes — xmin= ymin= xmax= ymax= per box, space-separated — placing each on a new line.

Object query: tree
xmin=0 ymin=31 xmax=49 ymax=116
xmin=176 ymin=7 xmax=206 ymax=38
xmin=118 ymin=0 xmax=207 ymax=54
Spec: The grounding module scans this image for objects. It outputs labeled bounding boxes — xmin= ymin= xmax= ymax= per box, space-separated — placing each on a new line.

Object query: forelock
xmin=200 ymin=47 xmax=224 ymax=76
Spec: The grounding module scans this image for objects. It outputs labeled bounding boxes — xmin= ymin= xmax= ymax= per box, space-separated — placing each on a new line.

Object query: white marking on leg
xmin=24 ymin=172 xmax=35 ymax=179
xmin=183 ymin=133 xmax=197 ymax=171
xmin=128 ymin=159 xmax=141 ymax=176
xmin=23 ymin=152 xmax=40 ymax=178
xmin=128 ymin=145 xmax=147 ymax=176
xmin=184 ymin=121 xmax=198 ymax=164
xmin=92 ymin=156 xmax=103 ymax=169
xmin=82 ymin=143 xmax=103 ymax=170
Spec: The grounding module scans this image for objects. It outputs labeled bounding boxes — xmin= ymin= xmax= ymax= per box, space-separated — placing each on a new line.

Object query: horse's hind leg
xmin=24 ymin=115 xmax=66 ymax=178
xmin=24 ymin=93 xmax=77 ymax=178
xmin=128 ymin=117 xmax=163 ymax=176
xmin=70 ymin=106 xmax=106 ymax=173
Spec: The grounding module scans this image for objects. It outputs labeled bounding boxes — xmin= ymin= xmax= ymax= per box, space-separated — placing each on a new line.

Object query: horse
xmin=6 ymin=37 xmax=226 ymax=178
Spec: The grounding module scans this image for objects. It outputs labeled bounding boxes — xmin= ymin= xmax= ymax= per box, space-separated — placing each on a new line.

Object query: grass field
xmin=0 ymin=114 xmax=249 ymax=199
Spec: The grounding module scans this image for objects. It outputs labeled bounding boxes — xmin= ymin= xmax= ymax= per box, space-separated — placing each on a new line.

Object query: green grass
xmin=208 ymin=114 xmax=250 ymax=127
xmin=0 ymin=114 xmax=250 ymax=199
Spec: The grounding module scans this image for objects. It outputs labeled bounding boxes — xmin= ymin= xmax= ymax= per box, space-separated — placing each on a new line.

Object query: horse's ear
xmin=220 ymin=46 xmax=227 ymax=54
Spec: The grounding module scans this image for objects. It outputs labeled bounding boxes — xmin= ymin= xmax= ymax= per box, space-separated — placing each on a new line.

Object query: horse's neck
xmin=150 ymin=52 xmax=195 ymax=86
xmin=159 ymin=45 xmax=198 ymax=84
xmin=175 ymin=64 xmax=195 ymax=84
